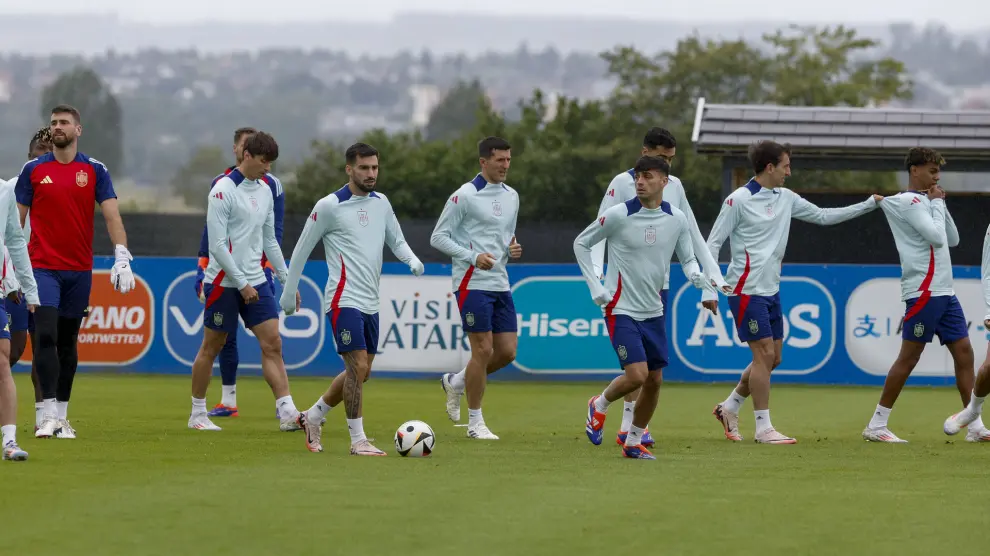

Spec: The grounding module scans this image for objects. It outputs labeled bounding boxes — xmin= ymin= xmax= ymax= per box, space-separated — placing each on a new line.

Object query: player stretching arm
xmin=0 ymin=165 xmax=40 ymax=461
xmin=15 ymin=104 xmax=135 ymax=440
xmin=707 ymin=140 xmax=881 ymax=444
xmin=942 ymin=219 xmax=990 ymax=439
xmin=576 ymin=156 xmax=711 ymax=459
xmin=858 ymin=147 xmax=983 ymax=442
xmin=193 ymin=127 xmax=286 ymax=418
xmin=433 ymin=136 xmax=522 ymax=440
xmin=188 ymin=132 xmax=301 ymax=433
xmin=590 ymin=127 xmax=729 ymax=448
xmin=280 ymin=143 xmax=424 ymax=456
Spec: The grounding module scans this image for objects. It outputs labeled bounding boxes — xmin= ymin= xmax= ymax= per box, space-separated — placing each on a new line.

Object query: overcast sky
xmin=3 ymin=0 xmax=987 ymax=29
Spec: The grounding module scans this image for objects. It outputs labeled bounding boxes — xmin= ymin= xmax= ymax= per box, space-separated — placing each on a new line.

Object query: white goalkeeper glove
xmin=111 ymin=244 xmax=136 ymax=294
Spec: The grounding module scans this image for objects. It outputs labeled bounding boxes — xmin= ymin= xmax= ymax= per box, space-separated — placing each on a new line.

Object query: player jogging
xmin=590 ymin=127 xmax=729 ymax=447
xmin=3 ymin=127 xmax=51 ymax=432
xmin=707 ymin=140 xmax=881 ymax=444
xmin=860 ymin=148 xmax=987 ymax=442
xmin=1 ymin=141 xmax=42 ymax=461
xmin=942 ymin=218 xmax=990 ymax=440
xmin=188 ymin=131 xmax=301 ymax=432
xmin=281 ymin=143 xmax=424 ymax=455
xmin=434 ymin=136 xmax=522 ymax=440
xmin=15 ymin=104 xmax=136 ymax=440
xmin=576 ymin=156 xmax=712 ymax=459
xmin=194 ymin=127 xmax=285 ymax=418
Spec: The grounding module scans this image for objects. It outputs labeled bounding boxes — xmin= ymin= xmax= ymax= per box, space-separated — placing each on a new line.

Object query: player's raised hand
xmin=111 ymin=244 xmax=136 ymax=294
xmin=475 ymin=252 xmax=496 ymax=270
xmin=927 ymin=185 xmax=945 ymax=200
xmin=508 ymin=236 xmax=523 ymax=259
xmin=240 ymin=284 xmax=259 ymax=304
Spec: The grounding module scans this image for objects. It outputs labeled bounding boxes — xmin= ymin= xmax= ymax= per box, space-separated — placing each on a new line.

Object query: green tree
xmin=171 ymin=146 xmax=229 ymax=210
xmin=424 ymin=80 xmax=489 ymax=141
xmin=40 ymin=66 xmax=125 ymax=174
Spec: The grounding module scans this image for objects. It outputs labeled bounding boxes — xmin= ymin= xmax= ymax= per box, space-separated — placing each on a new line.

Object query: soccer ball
xmin=394 ymin=420 xmax=435 ymax=457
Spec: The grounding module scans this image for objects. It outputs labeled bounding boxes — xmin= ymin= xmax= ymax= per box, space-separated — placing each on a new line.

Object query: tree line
xmin=286 ymin=25 xmax=912 ymax=224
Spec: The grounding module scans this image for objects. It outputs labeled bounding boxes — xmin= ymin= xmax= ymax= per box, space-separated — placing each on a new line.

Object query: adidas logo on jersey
xmin=213 ymin=192 xmax=224 ymax=200
xmin=40 ymin=176 xmax=53 ymax=184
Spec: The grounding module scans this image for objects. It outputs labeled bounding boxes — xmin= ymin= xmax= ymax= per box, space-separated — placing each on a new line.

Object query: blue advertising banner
xmin=23 ymin=257 xmax=983 ymax=387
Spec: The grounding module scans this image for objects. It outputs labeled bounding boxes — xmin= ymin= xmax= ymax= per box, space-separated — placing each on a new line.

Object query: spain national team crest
xmin=913 ymin=322 xmax=925 ymax=338
xmin=617 ymin=345 xmax=628 ymax=360
xmin=465 ymin=312 xmax=475 ymax=327
xmin=340 ymin=329 xmax=352 ymax=345
xmin=765 ymin=204 xmax=774 ymax=217
xmin=748 ymin=319 xmax=759 ymax=334
xmin=492 ymin=201 xmax=502 ymax=217
xmin=358 ymin=209 xmax=369 ymax=227
xmin=213 ymin=313 xmax=224 ymax=327
xmin=645 ymin=226 xmax=656 ymax=245
xmin=75 ymin=170 xmax=88 ymax=187
xmin=249 ymin=196 xmax=259 ymax=211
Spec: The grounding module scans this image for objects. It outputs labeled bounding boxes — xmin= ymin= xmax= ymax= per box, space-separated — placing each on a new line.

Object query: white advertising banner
xmin=373 ymin=275 xmax=469 ymax=372
xmin=845 ymin=278 xmax=989 ymax=377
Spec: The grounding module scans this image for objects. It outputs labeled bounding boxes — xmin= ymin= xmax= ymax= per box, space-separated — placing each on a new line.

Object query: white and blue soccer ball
xmin=394 ymin=420 xmax=435 ymax=457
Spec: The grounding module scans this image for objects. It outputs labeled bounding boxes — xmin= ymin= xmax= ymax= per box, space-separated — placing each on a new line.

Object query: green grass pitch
xmin=2 ymin=373 xmax=987 ymax=555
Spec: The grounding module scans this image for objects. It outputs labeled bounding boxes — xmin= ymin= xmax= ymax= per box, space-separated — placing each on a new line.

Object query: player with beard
xmin=15 ymin=104 xmax=136 ymax=440
xmin=282 ymin=143 xmax=424 ymax=455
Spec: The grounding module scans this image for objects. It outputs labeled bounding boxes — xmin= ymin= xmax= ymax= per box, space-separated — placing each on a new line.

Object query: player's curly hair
xmin=29 ymin=126 xmax=52 ymax=153
xmin=904 ymin=147 xmax=945 ymax=171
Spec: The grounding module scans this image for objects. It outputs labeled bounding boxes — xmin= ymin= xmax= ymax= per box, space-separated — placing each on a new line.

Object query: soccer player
xmin=189 ymin=131 xmax=301 ymax=432
xmin=1 ymin=144 xmax=42 ymax=461
xmin=194 ymin=127 xmax=285 ymax=418
xmin=434 ymin=136 xmax=522 ymax=440
xmin=281 ymin=143 xmax=424 ymax=455
xmin=942 ymin=218 xmax=990 ymax=440
xmin=707 ymin=140 xmax=881 ymax=444
xmin=15 ymin=104 xmax=136 ymax=440
xmin=860 ymin=148 xmax=984 ymax=442
xmin=3 ymin=127 xmax=51 ymax=433
xmin=576 ymin=156 xmax=712 ymax=459
xmin=590 ymin=127 xmax=729 ymax=447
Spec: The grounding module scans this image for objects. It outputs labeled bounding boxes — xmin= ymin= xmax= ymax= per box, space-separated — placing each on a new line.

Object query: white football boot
xmin=188 ymin=412 xmax=221 ymax=431
xmin=862 ymin=426 xmax=907 ymax=443
xmin=467 ymin=422 xmax=499 ymax=440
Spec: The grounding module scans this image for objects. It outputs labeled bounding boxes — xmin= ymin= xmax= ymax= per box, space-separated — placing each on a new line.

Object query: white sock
xmin=754 ymin=409 xmax=772 ymax=434
xmin=620 ymin=401 xmax=635 ymax=431
xmin=56 ymin=401 xmax=68 ymax=421
xmin=1 ymin=424 xmax=15 ymax=446
xmin=35 ymin=403 xmax=43 ymax=428
xmin=868 ymin=404 xmax=891 ymax=429
xmin=346 ymin=417 xmax=366 ymax=443
xmin=450 ymin=368 xmax=467 ymax=392
xmin=468 ymin=408 xmax=483 ymax=427
xmin=43 ymin=398 xmax=56 ymax=419
xmin=221 ymin=385 xmax=237 ymax=407
xmin=721 ymin=390 xmax=746 ymax=414
xmin=625 ymin=424 xmax=644 ymax=447
xmin=970 ymin=394 xmax=986 ymax=415
xmin=308 ymin=398 xmax=332 ymax=422
xmin=594 ymin=391 xmax=610 ymax=413
xmin=191 ymin=396 xmax=207 ymax=415
xmin=275 ymin=396 xmax=297 ymax=418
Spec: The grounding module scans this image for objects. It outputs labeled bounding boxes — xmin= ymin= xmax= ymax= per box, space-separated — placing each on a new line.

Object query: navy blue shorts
xmin=728 ymin=293 xmax=784 ymax=342
xmin=660 ymin=289 xmax=670 ymax=327
xmin=329 ymin=308 xmax=379 ymax=354
xmin=203 ymin=281 xmax=278 ymax=334
xmin=35 ymin=269 xmax=92 ymax=318
xmin=457 ymin=290 xmax=517 ymax=334
xmin=4 ymin=294 xmax=32 ymax=333
xmin=0 ymin=305 xmax=9 ymax=340
xmin=606 ymin=314 xmax=668 ymax=371
xmin=903 ymin=294 xmax=968 ymax=345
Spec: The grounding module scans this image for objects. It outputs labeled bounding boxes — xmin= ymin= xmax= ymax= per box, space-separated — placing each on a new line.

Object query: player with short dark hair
xmin=281 ymin=142 xmax=424 ymax=455
xmin=590 ymin=127 xmax=728 ymax=447
xmin=189 ymin=131 xmax=302 ymax=432
xmin=3 ymin=128 xmax=51 ymax=431
xmin=862 ymin=148 xmax=985 ymax=442
xmin=15 ymin=104 xmax=136 ymax=440
xmin=576 ymin=156 xmax=713 ymax=459
xmin=707 ymin=140 xmax=881 ymax=444
xmin=194 ymin=126 xmax=285 ymax=419
xmin=434 ymin=135 xmax=522 ymax=440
